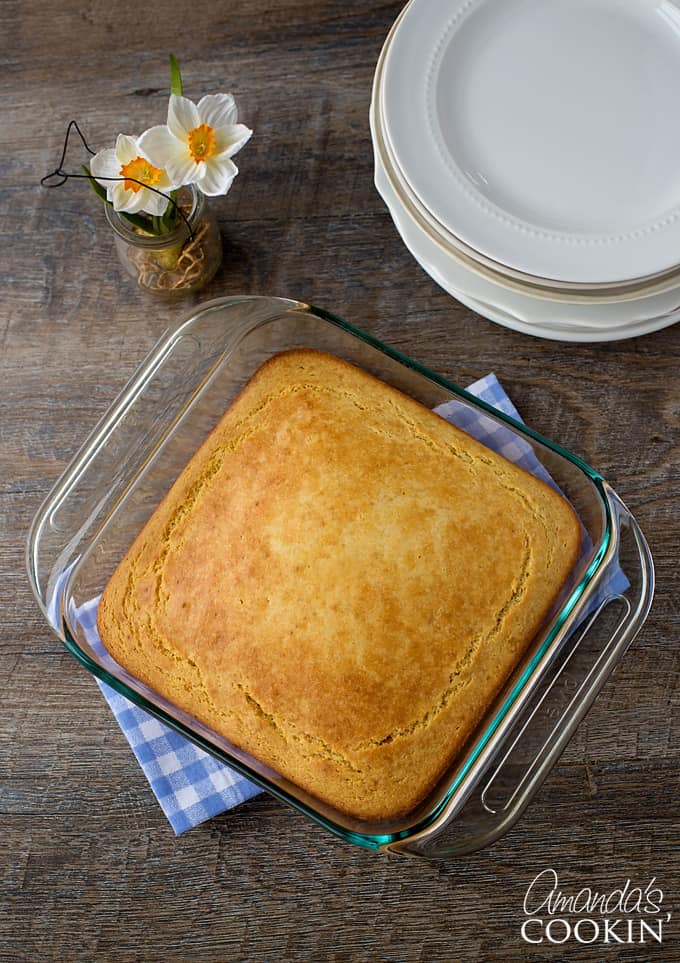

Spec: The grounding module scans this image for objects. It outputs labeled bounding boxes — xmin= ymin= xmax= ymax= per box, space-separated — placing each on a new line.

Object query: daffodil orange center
xmin=188 ymin=123 xmax=216 ymax=162
xmin=119 ymin=156 xmax=163 ymax=193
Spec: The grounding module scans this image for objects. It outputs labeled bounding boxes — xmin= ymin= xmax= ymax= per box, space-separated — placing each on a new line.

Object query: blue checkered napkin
xmin=103 ymin=686 xmax=262 ymax=834
xmin=75 ymin=372 xmax=624 ymax=833
xmin=436 ymin=372 xmax=557 ymax=488
xmin=76 ymin=602 xmax=261 ymax=834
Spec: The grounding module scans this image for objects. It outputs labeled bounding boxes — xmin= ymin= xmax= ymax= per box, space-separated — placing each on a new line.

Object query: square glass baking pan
xmin=27 ymin=296 xmax=654 ymax=858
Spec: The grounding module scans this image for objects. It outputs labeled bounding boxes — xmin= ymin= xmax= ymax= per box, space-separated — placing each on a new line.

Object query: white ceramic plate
xmin=374 ymin=1 xmax=680 ymax=304
xmin=372 ymin=92 xmax=680 ymax=340
xmin=378 ymin=59 xmax=680 ymax=297
xmin=382 ymin=0 xmax=680 ymax=285
xmin=450 ymin=289 xmax=680 ymax=343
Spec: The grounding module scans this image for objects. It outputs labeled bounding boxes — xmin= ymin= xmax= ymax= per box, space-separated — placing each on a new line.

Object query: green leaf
xmin=124 ymin=212 xmax=156 ymax=232
xmin=120 ymin=210 xmax=156 ymax=232
xmin=169 ymin=53 xmax=183 ymax=97
xmin=82 ymin=164 xmax=108 ymax=203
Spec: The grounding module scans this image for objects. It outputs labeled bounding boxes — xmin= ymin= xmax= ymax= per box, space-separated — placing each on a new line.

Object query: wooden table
xmin=2 ymin=2 xmax=678 ymax=959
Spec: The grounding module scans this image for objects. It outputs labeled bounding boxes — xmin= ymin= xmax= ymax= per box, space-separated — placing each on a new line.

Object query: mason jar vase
xmin=104 ymin=185 xmax=222 ymax=297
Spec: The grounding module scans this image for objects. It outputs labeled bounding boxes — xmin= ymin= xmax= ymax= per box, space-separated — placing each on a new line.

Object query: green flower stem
xmin=160 ymin=189 xmax=180 ymax=232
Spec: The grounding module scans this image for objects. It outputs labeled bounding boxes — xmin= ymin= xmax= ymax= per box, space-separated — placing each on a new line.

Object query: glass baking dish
xmin=27 ymin=296 xmax=654 ymax=858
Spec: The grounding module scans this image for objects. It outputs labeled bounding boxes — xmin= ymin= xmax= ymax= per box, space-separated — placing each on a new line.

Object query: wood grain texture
xmin=1 ymin=1 xmax=679 ymax=960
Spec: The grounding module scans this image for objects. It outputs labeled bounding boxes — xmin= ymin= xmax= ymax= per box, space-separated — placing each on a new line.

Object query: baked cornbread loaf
xmin=97 ymin=350 xmax=581 ymax=822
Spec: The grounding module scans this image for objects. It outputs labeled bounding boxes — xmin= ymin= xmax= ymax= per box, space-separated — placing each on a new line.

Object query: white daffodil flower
xmin=90 ymin=133 xmax=175 ymax=215
xmin=139 ymin=93 xmax=252 ymax=197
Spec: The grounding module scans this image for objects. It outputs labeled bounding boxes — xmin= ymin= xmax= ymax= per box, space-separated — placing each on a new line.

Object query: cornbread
xmin=97 ymin=350 xmax=581 ymax=822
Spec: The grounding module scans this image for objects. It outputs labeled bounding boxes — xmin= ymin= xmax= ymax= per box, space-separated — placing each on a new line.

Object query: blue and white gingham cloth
xmin=70 ymin=373 xmax=626 ymax=833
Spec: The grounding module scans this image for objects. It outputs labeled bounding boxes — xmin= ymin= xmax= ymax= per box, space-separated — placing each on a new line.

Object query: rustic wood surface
xmin=1 ymin=1 xmax=678 ymax=960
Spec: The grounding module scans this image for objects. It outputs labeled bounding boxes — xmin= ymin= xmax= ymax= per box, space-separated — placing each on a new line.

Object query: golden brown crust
xmin=97 ymin=350 xmax=581 ymax=821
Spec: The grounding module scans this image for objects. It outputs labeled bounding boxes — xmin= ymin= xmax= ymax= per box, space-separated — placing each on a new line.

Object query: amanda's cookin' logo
xmin=521 ymin=868 xmax=672 ymax=947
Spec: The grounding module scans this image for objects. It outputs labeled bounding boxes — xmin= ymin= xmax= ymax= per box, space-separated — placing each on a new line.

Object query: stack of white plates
xmin=371 ymin=0 xmax=680 ymax=341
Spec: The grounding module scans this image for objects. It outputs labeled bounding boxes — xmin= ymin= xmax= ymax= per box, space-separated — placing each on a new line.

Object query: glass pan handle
xmin=392 ymin=496 xmax=654 ymax=858
xmin=479 ymin=593 xmax=630 ymax=816
xmin=480 ymin=498 xmax=655 ymax=823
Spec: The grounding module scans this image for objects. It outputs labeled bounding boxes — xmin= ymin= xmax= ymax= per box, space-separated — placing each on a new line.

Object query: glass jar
xmin=104 ymin=186 xmax=222 ymax=297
